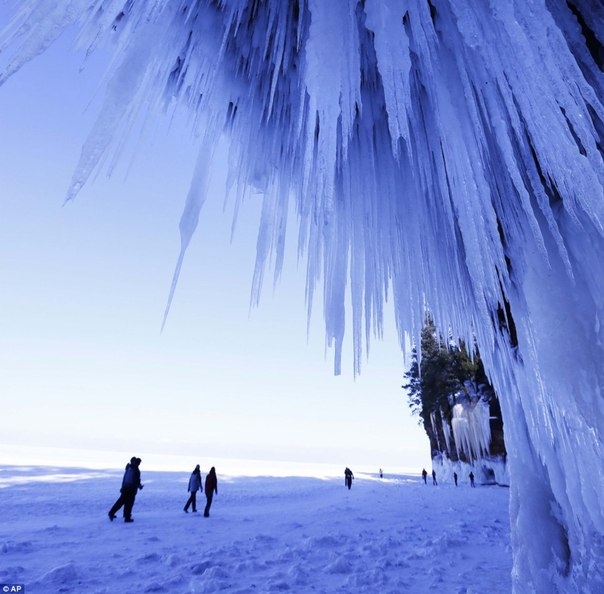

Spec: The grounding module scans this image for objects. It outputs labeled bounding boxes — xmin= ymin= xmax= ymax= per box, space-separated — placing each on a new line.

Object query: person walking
xmin=469 ymin=471 xmax=475 ymax=487
xmin=453 ymin=471 xmax=458 ymax=486
xmin=344 ymin=467 xmax=354 ymax=490
xmin=432 ymin=469 xmax=438 ymax=486
xmin=184 ymin=464 xmax=202 ymax=513
xmin=108 ymin=457 xmax=143 ymax=523
xmin=203 ymin=466 xmax=218 ymax=517
xmin=422 ymin=468 xmax=427 ymax=484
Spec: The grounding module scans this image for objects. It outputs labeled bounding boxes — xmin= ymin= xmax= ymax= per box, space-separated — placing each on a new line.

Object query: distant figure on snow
xmin=204 ymin=466 xmax=218 ymax=517
xmin=108 ymin=457 xmax=143 ymax=523
xmin=344 ymin=467 xmax=354 ymax=489
xmin=422 ymin=468 xmax=427 ymax=484
xmin=469 ymin=471 xmax=475 ymax=487
xmin=184 ymin=464 xmax=202 ymax=513
xmin=379 ymin=468 xmax=383 ymax=478
xmin=432 ymin=469 xmax=437 ymax=486
xmin=453 ymin=472 xmax=458 ymax=486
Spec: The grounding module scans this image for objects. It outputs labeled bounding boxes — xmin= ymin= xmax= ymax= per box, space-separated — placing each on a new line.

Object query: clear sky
xmin=0 ymin=21 xmax=431 ymax=472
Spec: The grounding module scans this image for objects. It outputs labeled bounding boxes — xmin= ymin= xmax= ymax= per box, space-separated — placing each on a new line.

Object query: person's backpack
xmin=122 ymin=465 xmax=136 ymax=488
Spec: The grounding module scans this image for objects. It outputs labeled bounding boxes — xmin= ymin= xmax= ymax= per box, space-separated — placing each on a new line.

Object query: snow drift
xmin=0 ymin=1 xmax=603 ymax=590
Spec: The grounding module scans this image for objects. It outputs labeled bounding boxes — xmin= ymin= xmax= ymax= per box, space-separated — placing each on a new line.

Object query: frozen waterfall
xmin=450 ymin=399 xmax=491 ymax=462
xmin=1 ymin=1 xmax=603 ymax=590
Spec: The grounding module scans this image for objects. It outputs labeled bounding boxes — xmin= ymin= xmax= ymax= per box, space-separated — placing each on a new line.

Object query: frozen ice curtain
xmin=1 ymin=2 xmax=603 ymax=590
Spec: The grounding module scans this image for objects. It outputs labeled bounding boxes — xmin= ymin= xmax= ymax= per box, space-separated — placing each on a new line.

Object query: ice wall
xmin=1 ymin=1 xmax=603 ymax=590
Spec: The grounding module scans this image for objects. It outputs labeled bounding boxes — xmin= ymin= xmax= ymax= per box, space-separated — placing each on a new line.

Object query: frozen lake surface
xmin=0 ymin=463 xmax=511 ymax=593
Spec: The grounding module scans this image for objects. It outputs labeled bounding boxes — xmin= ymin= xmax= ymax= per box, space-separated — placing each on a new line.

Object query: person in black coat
xmin=184 ymin=464 xmax=202 ymax=513
xmin=203 ymin=466 xmax=218 ymax=517
xmin=108 ymin=457 xmax=143 ymax=523
xmin=344 ymin=467 xmax=354 ymax=490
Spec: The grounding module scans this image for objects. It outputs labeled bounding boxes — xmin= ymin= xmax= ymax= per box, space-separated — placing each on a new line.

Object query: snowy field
xmin=0 ymin=463 xmax=511 ymax=593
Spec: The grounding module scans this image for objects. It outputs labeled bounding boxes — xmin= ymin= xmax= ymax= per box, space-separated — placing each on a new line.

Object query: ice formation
xmin=450 ymin=399 xmax=491 ymax=462
xmin=427 ymin=386 xmax=507 ymax=486
xmin=1 ymin=1 xmax=603 ymax=590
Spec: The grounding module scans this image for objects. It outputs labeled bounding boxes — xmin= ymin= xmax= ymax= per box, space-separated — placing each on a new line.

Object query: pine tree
xmin=403 ymin=317 xmax=496 ymax=423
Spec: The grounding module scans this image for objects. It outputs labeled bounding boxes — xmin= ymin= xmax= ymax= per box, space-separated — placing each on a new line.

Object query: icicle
xmin=0 ymin=0 xmax=90 ymax=86
xmin=163 ymin=132 xmax=217 ymax=328
xmin=440 ymin=408 xmax=451 ymax=455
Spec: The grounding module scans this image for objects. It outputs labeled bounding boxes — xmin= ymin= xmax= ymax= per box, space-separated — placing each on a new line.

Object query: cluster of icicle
xmin=1 ymin=1 xmax=603 ymax=590
xmin=449 ymin=399 xmax=492 ymax=461
xmin=433 ymin=399 xmax=508 ymax=486
xmin=432 ymin=395 xmax=492 ymax=463
xmin=431 ymin=386 xmax=494 ymax=467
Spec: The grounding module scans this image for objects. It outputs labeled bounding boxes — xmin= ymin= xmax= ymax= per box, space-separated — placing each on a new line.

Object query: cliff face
xmin=487 ymin=397 xmax=507 ymax=458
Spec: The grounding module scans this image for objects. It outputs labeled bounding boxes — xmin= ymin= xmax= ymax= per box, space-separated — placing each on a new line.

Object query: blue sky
xmin=0 ymin=22 xmax=430 ymax=471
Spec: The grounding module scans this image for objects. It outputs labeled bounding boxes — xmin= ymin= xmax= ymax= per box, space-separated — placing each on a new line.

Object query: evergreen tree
xmin=403 ymin=317 xmax=495 ymax=423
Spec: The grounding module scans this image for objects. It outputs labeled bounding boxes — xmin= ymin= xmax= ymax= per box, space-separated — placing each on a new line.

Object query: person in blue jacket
xmin=108 ymin=457 xmax=143 ymax=523
xmin=184 ymin=464 xmax=202 ymax=513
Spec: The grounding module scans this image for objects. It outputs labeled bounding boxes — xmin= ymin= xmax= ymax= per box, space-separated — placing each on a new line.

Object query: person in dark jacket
xmin=108 ymin=457 xmax=143 ymax=523
xmin=184 ymin=464 xmax=202 ymax=513
xmin=203 ymin=466 xmax=218 ymax=517
xmin=344 ymin=467 xmax=354 ymax=490
xmin=422 ymin=468 xmax=428 ymax=484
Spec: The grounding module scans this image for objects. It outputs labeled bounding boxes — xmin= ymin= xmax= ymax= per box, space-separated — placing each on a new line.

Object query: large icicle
xmin=1 ymin=1 xmax=604 ymax=590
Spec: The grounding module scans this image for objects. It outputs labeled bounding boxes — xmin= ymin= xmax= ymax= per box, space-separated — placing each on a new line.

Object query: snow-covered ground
xmin=0 ymin=462 xmax=511 ymax=593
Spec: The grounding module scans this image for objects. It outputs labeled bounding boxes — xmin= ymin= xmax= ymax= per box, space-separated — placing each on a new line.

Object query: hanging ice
xmin=1 ymin=1 xmax=603 ymax=590
xmin=450 ymin=399 xmax=491 ymax=462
